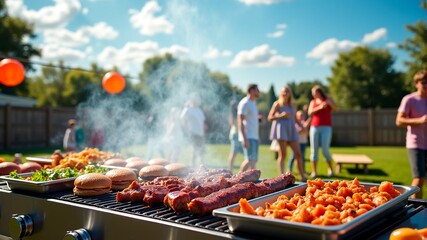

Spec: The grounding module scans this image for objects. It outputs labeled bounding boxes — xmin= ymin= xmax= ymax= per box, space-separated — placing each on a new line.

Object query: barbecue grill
xmin=0 ymin=182 xmax=426 ymax=240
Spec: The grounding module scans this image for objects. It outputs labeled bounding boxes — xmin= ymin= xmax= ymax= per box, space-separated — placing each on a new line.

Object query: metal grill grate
xmin=57 ymin=192 xmax=230 ymax=233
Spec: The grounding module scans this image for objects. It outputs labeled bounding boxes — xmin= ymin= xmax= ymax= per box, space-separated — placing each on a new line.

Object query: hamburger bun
xmin=165 ymin=163 xmax=188 ymax=177
xmin=125 ymin=160 xmax=148 ymax=171
xmin=125 ymin=156 xmax=145 ymax=163
xmin=148 ymin=158 xmax=170 ymax=166
xmin=105 ymin=168 xmax=136 ymax=190
xmin=0 ymin=162 xmax=21 ymax=175
xmin=19 ymin=162 xmax=42 ymax=173
xmin=73 ymin=173 xmax=112 ymax=197
xmin=103 ymin=158 xmax=127 ymax=167
xmin=139 ymin=165 xmax=168 ymax=181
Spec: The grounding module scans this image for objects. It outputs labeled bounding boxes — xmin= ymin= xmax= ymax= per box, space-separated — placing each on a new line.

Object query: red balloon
xmin=0 ymin=58 xmax=25 ymax=87
xmin=102 ymin=72 xmax=126 ymax=94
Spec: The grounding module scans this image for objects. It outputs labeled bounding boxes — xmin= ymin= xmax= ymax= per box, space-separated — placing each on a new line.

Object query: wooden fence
xmin=0 ymin=106 xmax=407 ymax=150
xmin=0 ymin=105 xmax=75 ymax=150
xmin=259 ymin=109 xmax=406 ymax=146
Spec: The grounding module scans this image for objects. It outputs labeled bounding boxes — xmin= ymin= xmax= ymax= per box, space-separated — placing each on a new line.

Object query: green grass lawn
xmin=1 ymin=144 xmax=423 ymax=197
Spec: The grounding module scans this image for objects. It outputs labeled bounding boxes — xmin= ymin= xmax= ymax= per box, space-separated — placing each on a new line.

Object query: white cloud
xmin=36 ymin=45 xmax=86 ymax=62
xmin=97 ymin=41 xmax=188 ymax=73
xmin=239 ymin=0 xmax=285 ymax=5
xmin=81 ymin=22 xmax=119 ymax=40
xmin=229 ymin=44 xmax=295 ymax=68
xmin=129 ymin=1 xmax=174 ymax=36
xmin=203 ymin=46 xmax=232 ymax=59
xmin=43 ymin=29 xmax=90 ymax=47
xmin=362 ymin=28 xmax=387 ymax=44
xmin=306 ymin=28 xmax=388 ymax=65
xmin=306 ymin=38 xmax=359 ymax=65
xmin=267 ymin=23 xmax=287 ymax=38
xmin=5 ymin=0 xmax=81 ymax=30
xmin=43 ymin=22 xmax=118 ymax=47
xmin=82 ymin=7 xmax=89 ymax=15
xmin=267 ymin=30 xmax=284 ymax=38
xmin=162 ymin=45 xmax=189 ymax=58
xmin=386 ymin=42 xmax=397 ymax=48
xmin=277 ymin=23 xmax=287 ymax=29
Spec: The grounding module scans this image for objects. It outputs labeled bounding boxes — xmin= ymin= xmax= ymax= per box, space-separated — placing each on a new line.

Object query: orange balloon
xmin=102 ymin=72 xmax=126 ymax=94
xmin=0 ymin=58 xmax=25 ymax=87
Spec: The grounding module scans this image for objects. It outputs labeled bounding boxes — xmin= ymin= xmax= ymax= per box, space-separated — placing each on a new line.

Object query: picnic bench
xmin=332 ymin=154 xmax=374 ymax=174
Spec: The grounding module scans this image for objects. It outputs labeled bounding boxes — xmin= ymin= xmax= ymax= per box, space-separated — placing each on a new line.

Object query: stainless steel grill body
xmin=0 ymin=188 xmax=244 ymax=240
xmin=1 ymin=184 xmax=426 ymax=240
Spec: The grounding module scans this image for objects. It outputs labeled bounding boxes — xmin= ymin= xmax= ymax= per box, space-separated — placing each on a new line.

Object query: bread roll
xmin=73 ymin=173 xmax=112 ymax=197
xmin=0 ymin=162 xmax=21 ymax=175
xmin=105 ymin=168 xmax=136 ymax=190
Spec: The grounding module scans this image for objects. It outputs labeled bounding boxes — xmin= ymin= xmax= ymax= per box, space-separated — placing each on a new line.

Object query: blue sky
xmin=5 ymin=0 xmax=426 ymax=92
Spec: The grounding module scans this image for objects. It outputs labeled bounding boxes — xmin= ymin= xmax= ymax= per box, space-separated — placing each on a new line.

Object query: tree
xmin=328 ymin=46 xmax=405 ymax=109
xmin=27 ymin=62 xmax=69 ymax=107
xmin=0 ymin=0 xmax=41 ymax=95
xmin=267 ymin=84 xmax=277 ymax=109
xmin=290 ymin=80 xmax=326 ymax=109
xmin=62 ymin=70 xmax=100 ymax=107
xmin=399 ymin=1 xmax=427 ymax=91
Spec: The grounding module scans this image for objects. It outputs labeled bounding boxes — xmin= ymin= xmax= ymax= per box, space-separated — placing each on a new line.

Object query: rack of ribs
xmin=188 ymin=172 xmax=296 ymax=216
xmin=165 ymin=169 xmax=261 ymax=213
xmin=116 ymin=169 xmax=233 ymax=205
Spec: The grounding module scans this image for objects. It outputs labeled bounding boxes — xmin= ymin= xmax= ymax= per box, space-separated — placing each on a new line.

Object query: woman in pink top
xmin=308 ymin=85 xmax=338 ymax=178
xmin=396 ymin=70 xmax=427 ymax=199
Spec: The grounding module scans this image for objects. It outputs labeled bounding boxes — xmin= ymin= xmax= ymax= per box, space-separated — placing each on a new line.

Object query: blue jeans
xmin=288 ymin=143 xmax=307 ymax=172
xmin=310 ymin=126 xmax=332 ymax=162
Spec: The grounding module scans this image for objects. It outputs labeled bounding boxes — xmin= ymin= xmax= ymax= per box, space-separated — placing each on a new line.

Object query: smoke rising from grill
xmin=76 ymin=0 xmax=233 ymax=168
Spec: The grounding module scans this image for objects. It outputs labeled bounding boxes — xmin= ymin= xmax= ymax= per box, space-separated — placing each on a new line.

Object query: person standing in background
xmin=288 ymin=110 xmax=310 ymax=173
xmin=180 ymin=94 xmax=206 ymax=168
xmin=268 ymin=86 xmax=306 ymax=181
xmin=238 ymin=84 xmax=260 ymax=172
xmin=308 ymin=85 xmax=338 ymax=178
xmin=396 ymin=70 xmax=427 ymax=199
xmin=227 ymin=100 xmax=243 ymax=171
xmin=89 ymin=124 xmax=105 ymax=150
xmin=75 ymin=121 xmax=86 ymax=151
xmin=163 ymin=107 xmax=183 ymax=162
xmin=63 ymin=119 xmax=77 ymax=152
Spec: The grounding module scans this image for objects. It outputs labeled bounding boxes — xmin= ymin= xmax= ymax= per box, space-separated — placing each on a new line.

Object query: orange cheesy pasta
xmin=239 ymin=178 xmax=401 ymax=226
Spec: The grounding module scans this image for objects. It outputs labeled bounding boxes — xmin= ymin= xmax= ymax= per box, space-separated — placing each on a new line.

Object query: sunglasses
xmin=418 ymin=81 xmax=427 ymax=85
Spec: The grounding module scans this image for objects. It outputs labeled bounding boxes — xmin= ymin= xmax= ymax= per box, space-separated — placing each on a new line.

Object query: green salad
xmin=9 ymin=165 xmax=107 ymax=182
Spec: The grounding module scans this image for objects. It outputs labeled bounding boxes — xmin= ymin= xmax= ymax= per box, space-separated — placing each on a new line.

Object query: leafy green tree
xmin=267 ymin=84 xmax=277 ymax=109
xmin=399 ymin=2 xmax=427 ymax=91
xmin=27 ymin=62 xmax=69 ymax=107
xmin=0 ymin=0 xmax=41 ymax=95
xmin=138 ymin=53 xmax=177 ymax=104
xmin=63 ymin=70 xmax=100 ymax=107
xmin=328 ymin=46 xmax=404 ymax=109
xmin=287 ymin=80 xmax=326 ymax=109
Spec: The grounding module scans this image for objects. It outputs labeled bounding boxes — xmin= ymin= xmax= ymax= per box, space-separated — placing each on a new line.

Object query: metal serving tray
xmin=0 ymin=173 xmax=75 ymax=193
xmin=213 ymin=182 xmax=419 ymax=240
xmin=0 ymin=166 xmax=135 ymax=194
xmin=25 ymin=156 xmax=53 ymax=165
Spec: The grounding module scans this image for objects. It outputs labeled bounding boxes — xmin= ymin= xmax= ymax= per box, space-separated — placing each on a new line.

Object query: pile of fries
xmin=50 ymin=148 xmax=119 ymax=169
xmin=239 ymin=178 xmax=401 ymax=226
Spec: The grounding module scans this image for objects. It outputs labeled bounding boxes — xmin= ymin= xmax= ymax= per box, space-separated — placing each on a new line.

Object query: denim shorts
xmin=242 ymin=139 xmax=259 ymax=161
xmin=408 ymin=148 xmax=427 ymax=178
xmin=230 ymin=133 xmax=243 ymax=154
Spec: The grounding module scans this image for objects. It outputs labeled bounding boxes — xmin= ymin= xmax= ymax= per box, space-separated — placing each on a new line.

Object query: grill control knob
xmin=9 ymin=214 xmax=33 ymax=239
xmin=63 ymin=228 xmax=91 ymax=240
